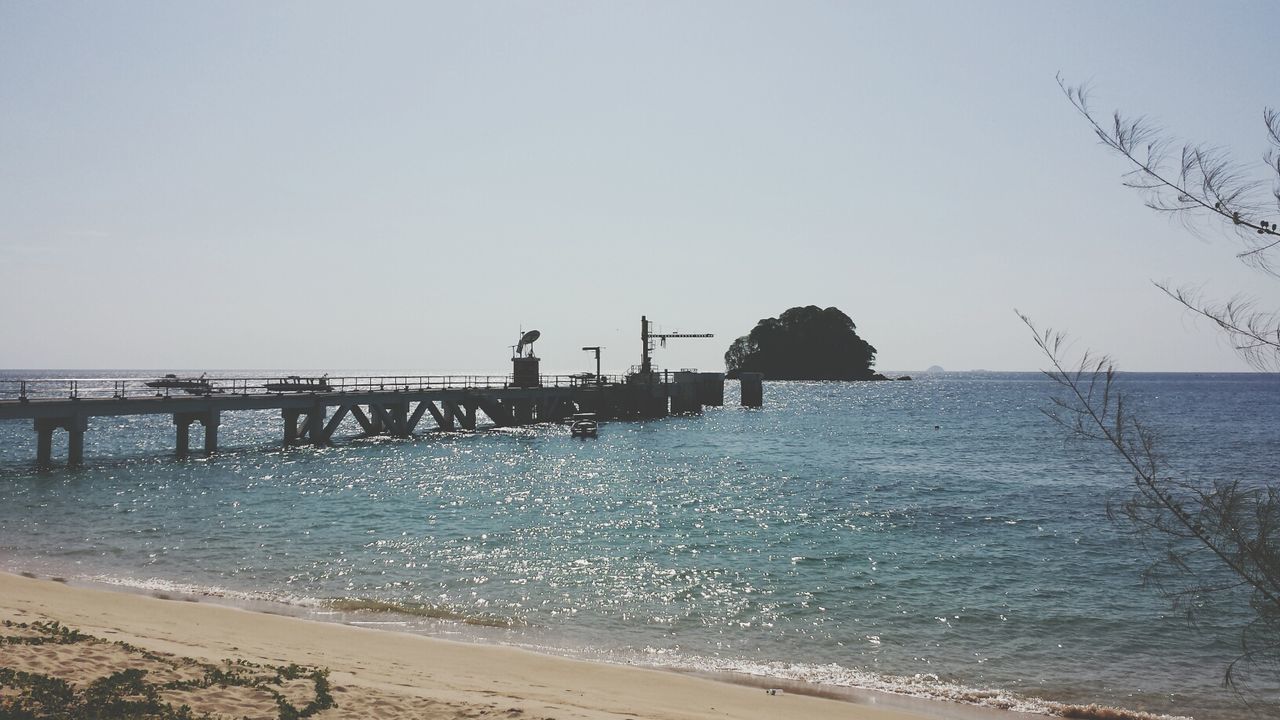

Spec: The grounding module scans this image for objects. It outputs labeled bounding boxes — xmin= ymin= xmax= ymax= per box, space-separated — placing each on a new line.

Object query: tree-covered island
xmin=724 ymin=305 xmax=887 ymax=380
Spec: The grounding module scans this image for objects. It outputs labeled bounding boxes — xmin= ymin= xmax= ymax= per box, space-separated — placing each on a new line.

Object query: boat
xmin=264 ymin=375 xmax=333 ymax=393
xmin=570 ymin=412 xmax=599 ymax=438
xmin=145 ymin=373 xmax=215 ymax=394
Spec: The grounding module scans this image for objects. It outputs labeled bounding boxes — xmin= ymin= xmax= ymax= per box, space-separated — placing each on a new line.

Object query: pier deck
xmin=0 ymin=372 xmax=725 ymax=467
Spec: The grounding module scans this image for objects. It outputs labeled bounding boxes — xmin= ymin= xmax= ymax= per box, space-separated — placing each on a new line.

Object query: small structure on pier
xmin=511 ymin=330 xmax=541 ymax=389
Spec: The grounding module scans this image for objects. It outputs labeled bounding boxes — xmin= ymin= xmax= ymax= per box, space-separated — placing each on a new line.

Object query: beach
xmin=0 ymin=571 xmax=1020 ymax=720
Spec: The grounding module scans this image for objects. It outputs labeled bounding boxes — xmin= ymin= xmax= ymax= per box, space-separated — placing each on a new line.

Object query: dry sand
xmin=0 ymin=571 xmax=1031 ymax=720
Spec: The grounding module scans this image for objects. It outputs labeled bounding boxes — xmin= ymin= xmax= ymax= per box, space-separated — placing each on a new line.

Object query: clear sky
xmin=3 ymin=1 xmax=1279 ymax=374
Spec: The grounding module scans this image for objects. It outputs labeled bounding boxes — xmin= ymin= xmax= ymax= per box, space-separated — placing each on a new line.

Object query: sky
xmin=3 ymin=1 xmax=1279 ymax=374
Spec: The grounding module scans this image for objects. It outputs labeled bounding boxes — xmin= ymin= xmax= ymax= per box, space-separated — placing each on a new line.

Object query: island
xmin=724 ymin=305 xmax=886 ymax=380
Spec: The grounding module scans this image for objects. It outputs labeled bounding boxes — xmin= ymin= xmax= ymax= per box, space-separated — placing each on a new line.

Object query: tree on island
xmin=1027 ymin=77 xmax=1280 ymax=692
xmin=724 ymin=306 xmax=878 ymax=380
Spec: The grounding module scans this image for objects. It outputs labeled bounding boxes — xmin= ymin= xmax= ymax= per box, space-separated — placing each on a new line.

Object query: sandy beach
xmin=0 ymin=571 xmax=1027 ymax=720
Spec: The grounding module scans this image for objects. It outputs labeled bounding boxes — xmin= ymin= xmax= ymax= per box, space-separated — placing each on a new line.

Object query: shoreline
xmin=0 ymin=570 xmax=1051 ymax=720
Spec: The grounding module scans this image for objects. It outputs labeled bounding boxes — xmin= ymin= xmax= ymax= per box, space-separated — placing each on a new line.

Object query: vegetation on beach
xmin=1030 ymin=77 xmax=1280 ymax=691
xmin=0 ymin=619 xmax=336 ymax=719
xmin=724 ymin=305 xmax=878 ymax=380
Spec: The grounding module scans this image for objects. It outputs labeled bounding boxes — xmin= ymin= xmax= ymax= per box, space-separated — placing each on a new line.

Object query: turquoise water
xmin=1 ymin=372 xmax=1277 ymax=719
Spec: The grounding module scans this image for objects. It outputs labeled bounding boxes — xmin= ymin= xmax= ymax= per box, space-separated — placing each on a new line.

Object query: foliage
xmin=1060 ymin=75 xmax=1280 ymax=368
xmin=1040 ymin=78 xmax=1280 ymax=690
xmin=0 ymin=619 xmax=336 ymax=719
xmin=724 ymin=305 xmax=877 ymax=380
xmin=1021 ymin=315 xmax=1280 ymax=689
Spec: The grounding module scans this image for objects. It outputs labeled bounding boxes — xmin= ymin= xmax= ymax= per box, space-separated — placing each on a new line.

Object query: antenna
xmin=516 ymin=329 xmax=541 ymax=357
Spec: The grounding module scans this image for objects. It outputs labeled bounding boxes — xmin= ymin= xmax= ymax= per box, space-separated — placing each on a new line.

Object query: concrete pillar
xmin=368 ymin=405 xmax=384 ymax=434
xmin=67 ymin=431 xmax=84 ymax=465
xmin=308 ymin=405 xmax=327 ymax=446
xmin=390 ymin=403 xmax=408 ymax=437
xmin=66 ymin=415 xmax=87 ymax=466
xmin=203 ymin=411 xmax=220 ymax=453
xmin=697 ymin=372 xmax=725 ymax=406
xmin=670 ymin=372 xmax=702 ymax=414
xmin=35 ymin=419 xmax=55 ymax=467
xmin=283 ymin=409 xmax=301 ymax=445
xmin=175 ymin=415 xmax=192 ymax=457
xmin=739 ymin=372 xmax=763 ymax=408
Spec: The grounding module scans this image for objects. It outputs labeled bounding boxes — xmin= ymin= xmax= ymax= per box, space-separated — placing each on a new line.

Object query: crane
xmin=582 ymin=346 xmax=603 ymax=384
xmin=640 ymin=315 xmax=713 ymax=375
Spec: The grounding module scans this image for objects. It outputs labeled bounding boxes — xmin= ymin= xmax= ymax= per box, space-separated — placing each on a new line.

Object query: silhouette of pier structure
xmin=0 ymin=318 xmax=747 ymax=467
xmin=0 ymin=371 xmax=730 ymax=467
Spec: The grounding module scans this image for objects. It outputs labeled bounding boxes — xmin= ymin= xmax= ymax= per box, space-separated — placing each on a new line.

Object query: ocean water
xmin=1 ymin=371 xmax=1277 ymax=719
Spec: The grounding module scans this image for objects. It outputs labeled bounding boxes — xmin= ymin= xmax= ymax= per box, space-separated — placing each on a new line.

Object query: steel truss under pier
xmin=275 ymin=390 xmax=578 ymax=447
xmin=0 ymin=372 xmax=729 ymax=467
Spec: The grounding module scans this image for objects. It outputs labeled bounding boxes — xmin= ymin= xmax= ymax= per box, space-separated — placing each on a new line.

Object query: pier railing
xmin=0 ymin=374 xmax=626 ymax=403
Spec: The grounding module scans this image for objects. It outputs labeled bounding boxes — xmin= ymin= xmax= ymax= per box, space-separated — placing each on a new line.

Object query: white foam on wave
xmin=82 ymin=572 xmax=324 ymax=610
xmin=629 ymin=650 xmax=1195 ymax=720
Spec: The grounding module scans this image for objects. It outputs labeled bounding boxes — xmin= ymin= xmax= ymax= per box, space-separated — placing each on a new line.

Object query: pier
xmin=0 ymin=371 xmax=729 ymax=467
xmin=0 ymin=317 xmax=752 ymax=467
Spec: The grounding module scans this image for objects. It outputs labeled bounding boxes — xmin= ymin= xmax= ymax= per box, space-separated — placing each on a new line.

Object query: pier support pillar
xmin=308 ymin=404 xmax=327 ymax=447
xmin=34 ymin=416 xmax=87 ymax=467
xmin=176 ymin=418 xmax=191 ymax=457
xmin=67 ymin=415 xmax=87 ymax=466
xmin=283 ymin=409 xmax=301 ymax=445
xmin=174 ymin=411 xmax=219 ymax=457
xmin=697 ymin=372 xmax=725 ymax=406
xmin=739 ymin=372 xmax=763 ymax=408
xmin=282 ymin=407 xmax=326 ymax=446
xmin=34 ymin=419 xmax=56 ymax=467
xmin=390 ymin=403 xmax=409 ymax=438
xmin=670 ymin=372 xmax=702 ymax=414
xmin=204 ymin=411 xmax=220 ymax=453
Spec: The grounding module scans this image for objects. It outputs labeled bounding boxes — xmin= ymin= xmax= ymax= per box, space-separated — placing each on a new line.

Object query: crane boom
xmin=640 ymin=316 xmax=713 ymax=375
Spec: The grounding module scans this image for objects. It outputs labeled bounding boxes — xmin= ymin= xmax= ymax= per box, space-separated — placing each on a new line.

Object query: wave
xmin=80 ymin=574 xmax=521 ymax=629
xmin=630 ymin=651 xmax=1194 ymax=720
xmin=323 ymin=598 xmax=521 ymax=628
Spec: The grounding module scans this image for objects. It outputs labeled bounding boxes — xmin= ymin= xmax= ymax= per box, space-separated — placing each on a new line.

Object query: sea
xmin=1 ymin=370 xmax=1277 ymax=720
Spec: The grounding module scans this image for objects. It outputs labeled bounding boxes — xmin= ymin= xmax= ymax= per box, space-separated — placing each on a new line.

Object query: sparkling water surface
xmin=1 ymin=371 xmax=1278 ymax=719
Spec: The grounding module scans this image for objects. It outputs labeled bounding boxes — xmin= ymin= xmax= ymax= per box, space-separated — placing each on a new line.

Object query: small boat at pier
xmin=570 ymin=412 xmax=599 ymax=438
xmin=264 ymin=375 xmax=334 ymax=393
xmin=145 ymin=373 xmax=216 ymax=395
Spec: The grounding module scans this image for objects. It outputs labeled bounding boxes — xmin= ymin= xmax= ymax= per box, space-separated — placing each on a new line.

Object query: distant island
xmin=724 ymin=305 xmax=887 ymax=380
